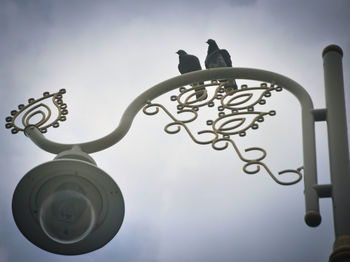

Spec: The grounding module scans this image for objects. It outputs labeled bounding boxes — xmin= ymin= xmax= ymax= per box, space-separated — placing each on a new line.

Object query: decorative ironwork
xmin=5 ymin=89 xmax=68 ymax=134
xmin=143 ymin=80 xmax=302 ymax=185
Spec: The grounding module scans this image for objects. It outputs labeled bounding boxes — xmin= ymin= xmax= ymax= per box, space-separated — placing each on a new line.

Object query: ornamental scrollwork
xmin=143 ymin=80 xmax=302 ymax=186
xmin=5 ymin=89 xmax=68 ymax=134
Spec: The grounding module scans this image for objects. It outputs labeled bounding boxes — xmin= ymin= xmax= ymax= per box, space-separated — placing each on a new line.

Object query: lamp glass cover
xmin=39 ymin=182 xmax=96 ymax=244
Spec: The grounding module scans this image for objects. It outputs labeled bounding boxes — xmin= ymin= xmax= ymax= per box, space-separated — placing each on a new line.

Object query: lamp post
xmin=5 ymin=45 xmax=349 ymax=261
xmin=322 ymin=45 xmax=350 ymax=262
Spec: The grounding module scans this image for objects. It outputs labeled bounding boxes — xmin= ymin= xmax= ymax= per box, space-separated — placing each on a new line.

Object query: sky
xmin=1 ymin=0 xmax=350 ymax=261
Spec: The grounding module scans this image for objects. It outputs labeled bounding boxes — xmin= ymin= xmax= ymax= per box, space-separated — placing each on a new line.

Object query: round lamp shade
xmin=12 ymin=159 xmax=125 ymax=255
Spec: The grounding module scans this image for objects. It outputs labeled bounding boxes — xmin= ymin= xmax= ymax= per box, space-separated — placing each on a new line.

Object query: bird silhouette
xmin=176 ymin=50 xmax=207 ymax=100
xmin=205 ymin=39 xmax=238 ymax=92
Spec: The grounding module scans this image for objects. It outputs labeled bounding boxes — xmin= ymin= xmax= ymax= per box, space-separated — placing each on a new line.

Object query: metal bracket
xmin=313 ymin=184 xmax=333 ymax=198
xmin=311 ymin=108 xmax=327 ymax=122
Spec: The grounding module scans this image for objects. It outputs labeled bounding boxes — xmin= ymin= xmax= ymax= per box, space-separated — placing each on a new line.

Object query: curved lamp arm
xmin=25 ymin=67 xmax=314 ymax=153
xmin=24 ymin=67 xmax=320 ymax=226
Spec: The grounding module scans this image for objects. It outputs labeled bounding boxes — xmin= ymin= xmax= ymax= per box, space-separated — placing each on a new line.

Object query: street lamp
xmin=5 ymin=45 xmax=349 ymax=261
xmin=11 ymin=146 xmax=125 ymax=255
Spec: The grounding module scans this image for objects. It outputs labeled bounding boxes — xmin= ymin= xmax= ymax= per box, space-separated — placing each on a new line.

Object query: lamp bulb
xmin=39 ymin=183 xmax=96 ymax=244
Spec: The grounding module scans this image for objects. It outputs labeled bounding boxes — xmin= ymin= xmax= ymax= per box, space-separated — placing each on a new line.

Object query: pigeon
xmin=205 ymin=39 xmax=238 ymax=91
xmin=176 ymin=50 xmax=206 ymax=100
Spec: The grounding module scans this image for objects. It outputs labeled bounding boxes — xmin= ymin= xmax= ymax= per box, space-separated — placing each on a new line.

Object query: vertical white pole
xmin=322 ymin=45 xmax=350 ymax=262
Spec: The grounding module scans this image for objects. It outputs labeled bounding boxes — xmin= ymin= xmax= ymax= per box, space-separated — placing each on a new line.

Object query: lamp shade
xmin=12 ymin=159 xmax=124 ymax=255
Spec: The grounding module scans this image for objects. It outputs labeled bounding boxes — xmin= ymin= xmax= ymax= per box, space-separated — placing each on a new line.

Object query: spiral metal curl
xmin=143 ymin=103 xmax=218 ymax=145
xmin=5 ymin=89 xmax=68 ymax=134
xmin=212 ymin=138 xmax=302 ymax=185
xmin=144 ymin=80 xmax=302 ymax=185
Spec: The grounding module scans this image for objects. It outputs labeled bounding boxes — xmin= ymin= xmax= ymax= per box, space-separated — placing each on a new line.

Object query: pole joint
xmin=313 ymin=184 xmax=332 ymax=198
xmin=311 ymin=108 xmax=327 ymax=122
xmin=329 ymin=236 xmax=350 ymax=262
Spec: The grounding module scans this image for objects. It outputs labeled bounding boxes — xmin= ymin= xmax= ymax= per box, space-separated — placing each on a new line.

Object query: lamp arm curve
xmin=24 ymin=67 xmax=320 ymax=226
xmin=24 ymin=67 xmax=314 ymax=152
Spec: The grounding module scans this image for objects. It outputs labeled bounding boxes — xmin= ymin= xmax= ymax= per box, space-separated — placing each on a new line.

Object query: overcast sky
xmin=1 ymin=0 xmax=350 ymax=261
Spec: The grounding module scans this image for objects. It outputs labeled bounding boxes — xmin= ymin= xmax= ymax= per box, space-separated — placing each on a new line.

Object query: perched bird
xmin=176 ymin=50 xmax=206 ymax=99
xmin=205 ymin=39 xmax=238 ymax=91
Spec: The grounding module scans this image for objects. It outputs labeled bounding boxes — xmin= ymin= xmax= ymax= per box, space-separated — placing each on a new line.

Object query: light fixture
xmin=5 ymin=45 xmax=350 ymax=261
xmin=12 ymin=148 xmax=124 ymax=255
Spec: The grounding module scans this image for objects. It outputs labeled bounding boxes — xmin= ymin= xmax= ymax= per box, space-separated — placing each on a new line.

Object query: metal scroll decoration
xmin=143 ymin=80 xmax=302 ymax=185
xmin=5 ymin=89 xmax=68 ymax=134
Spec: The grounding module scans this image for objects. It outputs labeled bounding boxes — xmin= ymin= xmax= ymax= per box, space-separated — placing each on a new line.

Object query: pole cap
xmin=322 ymin=45 xmax=343 ymax=58
xmin=304 ymin=210 xmax=321 ymax=227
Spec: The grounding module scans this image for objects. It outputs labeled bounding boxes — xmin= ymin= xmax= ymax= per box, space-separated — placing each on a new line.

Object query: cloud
xmin=229 ymin=0 xmax=257 ymax=6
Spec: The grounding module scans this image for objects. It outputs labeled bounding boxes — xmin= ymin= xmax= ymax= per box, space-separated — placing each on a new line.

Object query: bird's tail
xmin=219 ymin=79 xmax=238 ymax=94
xmin=193 ymin=82 xmax=207 ymax=100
